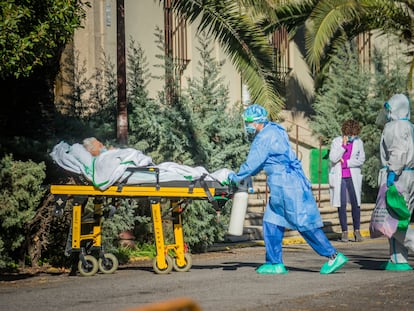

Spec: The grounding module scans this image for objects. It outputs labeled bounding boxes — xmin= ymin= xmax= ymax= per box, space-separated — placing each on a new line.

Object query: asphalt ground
xmin=1 ymin=236 xmax=414 ymax=311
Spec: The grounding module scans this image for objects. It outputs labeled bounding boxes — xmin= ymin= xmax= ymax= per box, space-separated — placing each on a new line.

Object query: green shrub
xmin=0 ymin=154 xmax=46 ymax=269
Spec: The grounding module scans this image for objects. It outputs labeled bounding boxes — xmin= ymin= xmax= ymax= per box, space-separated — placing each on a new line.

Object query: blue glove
xmin=227 ymin=172 xmax=239 ymax=186
xmin=387 ymin=171 xmax=396 ymax=187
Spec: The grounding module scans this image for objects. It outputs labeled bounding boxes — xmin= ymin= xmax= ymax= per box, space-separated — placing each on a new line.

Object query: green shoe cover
xmin=383 ymin=261 xmax=413 ymax=271
xmin=256 ymin=263 xmax=288 ymax=274
xmin=320 ymin=253 xmax=349 ymax=274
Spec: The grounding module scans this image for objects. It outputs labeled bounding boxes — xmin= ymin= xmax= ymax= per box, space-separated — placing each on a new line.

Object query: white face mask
xmin=347 ymin=136 xmax=356 ymax=143
xmin=244 ymin=123 xmax=257 ymax=141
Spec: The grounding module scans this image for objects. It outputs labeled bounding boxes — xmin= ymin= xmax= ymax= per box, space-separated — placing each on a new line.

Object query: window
xmin=356 ymin=32 xmax=371 ymax=68
xmin=271 ymin=26 xmax=291 ymax=90
xmin=164 ymin=0 xmax=189 ymax=104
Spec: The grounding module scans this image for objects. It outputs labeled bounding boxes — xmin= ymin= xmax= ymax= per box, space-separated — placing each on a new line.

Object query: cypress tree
xmin=183 ymin=32 xmax=248 ymax=171
xmin=310 ymin=42 xmax=410 ymax=201
xmin=0 ymin=155 xmax=46 ymax=268
xmin=179 ymin=32 xmax=248 ymax=252
xmin=362 ymin=47 xmax=410 ymax=194
xmin=310 ymin=43 xmax=371 ymax=145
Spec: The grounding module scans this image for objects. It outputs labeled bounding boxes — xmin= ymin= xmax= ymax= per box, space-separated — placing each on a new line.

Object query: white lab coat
xmin=328 ymin=136 xmax=365 ymax=207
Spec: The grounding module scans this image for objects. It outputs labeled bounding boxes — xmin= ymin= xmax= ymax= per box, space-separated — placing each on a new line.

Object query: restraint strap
xmin=199 ymin=173 xmax=219 ymax=210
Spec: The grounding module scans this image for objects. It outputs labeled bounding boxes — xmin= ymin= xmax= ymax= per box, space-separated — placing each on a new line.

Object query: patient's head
xmin=83 ymin=137 xmax=106 ymax=156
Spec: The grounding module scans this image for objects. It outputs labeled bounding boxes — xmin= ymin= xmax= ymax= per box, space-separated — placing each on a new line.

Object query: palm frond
xmin=306 ymin=0 xmax=363 ymax=71
xmin=261 ymin=0 xmax=317 ymax=36
xmin=315 ymin=16 xmax=374 ymax=80
xmin=368 ymin=0 xmax=413 ymax=40
xmin=172 ymin=0 xmax=284 ymax=118
xmin=238 ymin=0 xmax=278 ymax=19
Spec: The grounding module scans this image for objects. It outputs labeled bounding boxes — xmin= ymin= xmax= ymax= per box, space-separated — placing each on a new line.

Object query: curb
xmin=208 ymin=229 xmax=372 ymax=251
xmin=129 ymin=229 xmax=372 ymax=262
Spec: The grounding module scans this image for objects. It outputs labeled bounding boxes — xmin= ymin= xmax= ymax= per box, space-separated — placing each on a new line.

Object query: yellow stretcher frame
xmin=50 ymin=180 xmax=228 ymax=275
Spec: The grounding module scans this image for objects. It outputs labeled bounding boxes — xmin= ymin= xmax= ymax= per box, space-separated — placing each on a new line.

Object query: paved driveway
xmin=1 ymin=237 xmax=413 ymax=311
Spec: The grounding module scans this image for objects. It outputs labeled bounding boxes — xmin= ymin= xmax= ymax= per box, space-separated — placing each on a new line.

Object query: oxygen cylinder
xmin=228 ymin=187 xmax=249 ymax=236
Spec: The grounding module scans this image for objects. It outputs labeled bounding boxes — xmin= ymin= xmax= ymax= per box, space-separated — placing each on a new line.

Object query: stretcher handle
xmin=120 ymin=167 xmax=160 ymax=190
xmin=199 ymin=173 xmax=219 ymax=210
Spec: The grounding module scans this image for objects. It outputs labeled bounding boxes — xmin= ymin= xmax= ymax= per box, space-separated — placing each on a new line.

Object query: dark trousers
xmin=339 ymin=177 xmax=360 ymax=232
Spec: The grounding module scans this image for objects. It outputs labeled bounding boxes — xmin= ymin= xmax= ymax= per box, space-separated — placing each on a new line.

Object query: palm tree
xmin=263 ymin=0 xmax=414 ymax=88
xmin=171 ymin=0 xmax=286 ymax=119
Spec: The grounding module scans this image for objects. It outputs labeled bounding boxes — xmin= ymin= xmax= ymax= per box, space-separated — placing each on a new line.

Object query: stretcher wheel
xmin=78 ymin=255 xmax=99 ymax=276
xmin=152 ymin=255 xmax=173 ymax=274
xmin=173 ymin=253 xmax=192 ymax=272
xmin=98 ymin=253 xmax=119 ymax=274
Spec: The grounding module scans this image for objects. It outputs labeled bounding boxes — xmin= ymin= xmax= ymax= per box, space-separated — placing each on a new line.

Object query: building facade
xmin=59 ymin=1 xmax=403 ymax=179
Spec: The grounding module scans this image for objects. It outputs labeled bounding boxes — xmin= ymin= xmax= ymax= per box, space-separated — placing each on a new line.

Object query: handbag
xmin=369 ymin=184 xmax=398 ymax=238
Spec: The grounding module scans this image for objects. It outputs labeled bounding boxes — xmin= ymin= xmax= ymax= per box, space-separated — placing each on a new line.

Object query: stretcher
xmin=50 ymin=167 xmax=233 ymax=276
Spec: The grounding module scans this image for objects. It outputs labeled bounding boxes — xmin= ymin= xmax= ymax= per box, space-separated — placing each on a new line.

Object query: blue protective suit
xmin=232 ymin=122 xmax=336 ymax=264
xmin=232 ymin=122 xmax=323 ymax=230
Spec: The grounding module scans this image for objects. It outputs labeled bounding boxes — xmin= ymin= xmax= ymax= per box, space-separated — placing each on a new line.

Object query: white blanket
xmin=50 ymin=141 xmax=232 ymax=190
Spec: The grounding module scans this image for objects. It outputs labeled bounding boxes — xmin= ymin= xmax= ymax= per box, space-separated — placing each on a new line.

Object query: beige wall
xmin=71 ymin=0 xmax=242 ymax=103
xmin=70 ymin=1 xmax=313 ymax=177
xmin=66 ymin=3 xmax=412 ymax=118
xmin=73 ymin=0 xmax=106 ymax=85
xmin=68 ymin=2 xmax=413 ymax=182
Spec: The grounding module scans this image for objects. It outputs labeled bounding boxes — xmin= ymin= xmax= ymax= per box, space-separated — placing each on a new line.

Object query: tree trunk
xmin=25 ymin=194 xmax=55 ymax=268
xmin=117 ymin=0 xmax=128 ymax=145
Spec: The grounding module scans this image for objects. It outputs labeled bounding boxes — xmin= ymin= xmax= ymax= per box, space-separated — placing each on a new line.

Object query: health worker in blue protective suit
xmin=228 ymin=104 xmax=348 ymax=274
xmin=377 ymin=94 xmax=414 ymax=271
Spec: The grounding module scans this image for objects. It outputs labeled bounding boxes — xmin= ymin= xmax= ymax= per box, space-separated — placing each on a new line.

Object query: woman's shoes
xmin=339 ymin=230 xmax=363 ymax=242
xmin=339 ymin=231 xmax=348 ymax=242
xmin=354 ymin=230 xmax=363 ymax=242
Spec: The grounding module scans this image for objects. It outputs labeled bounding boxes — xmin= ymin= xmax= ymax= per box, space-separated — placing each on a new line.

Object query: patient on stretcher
xmin=50 ymin=138 xmax=233 ymax=190
xmin=83 ymin=137 xmax=111 ymax=156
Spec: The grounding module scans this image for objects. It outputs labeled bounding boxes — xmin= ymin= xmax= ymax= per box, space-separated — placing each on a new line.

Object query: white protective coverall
xmin=378 ymin=93 xmax=414 ymax=264
xmin=329 ymin=136 xmax=365 ymax=207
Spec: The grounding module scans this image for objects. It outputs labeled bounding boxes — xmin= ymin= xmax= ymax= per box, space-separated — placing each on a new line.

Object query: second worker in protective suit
xmin=228 ymin=104 xmax=348 ymax=274
xmin=377 ymin=93 xmax=414 ymax=270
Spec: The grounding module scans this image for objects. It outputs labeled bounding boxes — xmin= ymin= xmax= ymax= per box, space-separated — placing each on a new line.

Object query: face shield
xmin=384 ymin=102 xmax=392 ymax=121
xmin=243 ymin=104 xmax=268 ymax=140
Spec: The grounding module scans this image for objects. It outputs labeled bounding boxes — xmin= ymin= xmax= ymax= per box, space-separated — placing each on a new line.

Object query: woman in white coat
xmin=329 ymin=120 xmax=365 ymax=242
